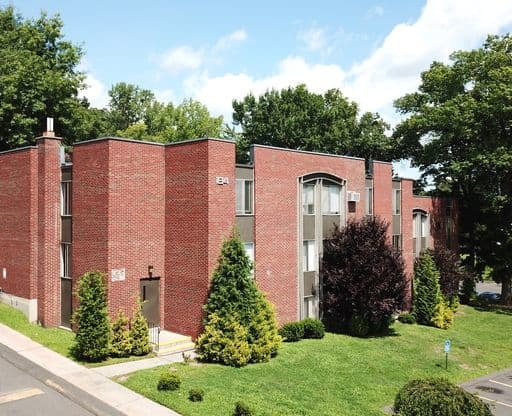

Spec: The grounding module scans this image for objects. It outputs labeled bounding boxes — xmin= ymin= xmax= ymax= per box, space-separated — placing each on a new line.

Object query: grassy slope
xmin=121 ymin=306 xmax=512 ymax=416
xmin=0 ymin=302 xmax=154 ymax=367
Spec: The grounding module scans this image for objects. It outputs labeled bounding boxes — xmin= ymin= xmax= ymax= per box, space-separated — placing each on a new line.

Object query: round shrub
xmin=233 ymin=401 xmax=254 ymax=416
xmin=394 ymin=378 xmax=492 ymax=416
xmin=157 ymin=372 xmax=181 ymax=391
xmin=301 ymin=318 xmax=325 ymax=339
xmin=278 ymin=321 xmax=304 ymax=342
xmin=397 ymin=313 xmax=416 ymax=324
xmin=188 ymin=388 xmax=205 ymax=402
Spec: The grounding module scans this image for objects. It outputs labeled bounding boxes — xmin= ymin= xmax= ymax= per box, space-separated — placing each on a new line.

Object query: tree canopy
xmin=232 ymin=84 xmax=397 ymax=163
xmin=394 ymin=34 xmax=512 ymax=303
xmin=0 ymin=6 xmax=85 ymax=150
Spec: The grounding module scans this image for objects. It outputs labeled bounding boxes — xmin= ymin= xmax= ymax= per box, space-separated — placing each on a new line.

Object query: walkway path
xmin=0 ymin=323 xmax=180 ymax=416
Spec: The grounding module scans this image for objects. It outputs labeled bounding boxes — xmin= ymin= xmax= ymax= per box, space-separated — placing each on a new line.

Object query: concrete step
xmin=154 ymin=336 xmax=195 ymax=356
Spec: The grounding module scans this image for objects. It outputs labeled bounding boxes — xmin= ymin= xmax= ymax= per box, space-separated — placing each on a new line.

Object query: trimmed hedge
xmin=394 ymin=378 xmax=492 ymax=416
xmin=157 ymin=372 xmax=181 ymax=391
xmin=279 ymin=322 xmax=304 ymax=342
xmin=302 ymin=318 xmax=325 ymax=339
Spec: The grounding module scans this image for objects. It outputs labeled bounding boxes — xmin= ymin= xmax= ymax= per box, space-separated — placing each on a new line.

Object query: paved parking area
xmin=462 ymin=368 xmax=512 ymax=416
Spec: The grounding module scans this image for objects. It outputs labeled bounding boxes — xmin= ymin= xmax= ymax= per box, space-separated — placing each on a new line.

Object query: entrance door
xmin=140 ymin=278 xmax=160 ymax=326
xmin=60 ymin=278 xmax=72 ymax=328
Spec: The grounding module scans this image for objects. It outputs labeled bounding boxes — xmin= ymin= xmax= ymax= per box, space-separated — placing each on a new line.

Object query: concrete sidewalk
xmin=0 ymin=323 xmax=180 ymax=416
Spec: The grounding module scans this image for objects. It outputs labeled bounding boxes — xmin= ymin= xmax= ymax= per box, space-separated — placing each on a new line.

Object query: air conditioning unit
xmin=348 ymin=192 xmax=361 ymax=202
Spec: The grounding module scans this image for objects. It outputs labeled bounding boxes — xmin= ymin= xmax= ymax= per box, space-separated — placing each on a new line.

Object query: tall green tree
xmin=394 ymin=35 xmax=512 ymax=304
xmin=0 ymin=6 xmax=85 ymax=150
xmin=107 ymin=82 xmax=155 ymax=132
xmin=232 ymin=84 xmax=396 ymax=163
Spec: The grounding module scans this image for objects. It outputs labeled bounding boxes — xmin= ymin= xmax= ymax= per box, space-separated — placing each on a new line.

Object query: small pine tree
xmin=130 ymin=299 xmax=151 ymax=356
xmin=71 ymin=271 xmax=110 ymax=362
xmin=197 ymin=230 xmax=281 ymax=366
xmin=110 ymin=310 xmax=132 ymax=357
xmin=413 ymin=252 xmax=442 ymax=326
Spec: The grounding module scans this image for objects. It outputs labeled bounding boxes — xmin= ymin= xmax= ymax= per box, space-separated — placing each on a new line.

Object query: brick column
xmin=37 ymin=134 xmax=62 ymax=327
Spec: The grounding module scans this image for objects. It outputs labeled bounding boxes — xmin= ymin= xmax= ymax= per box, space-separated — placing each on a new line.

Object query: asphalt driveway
xmin=462 ymin=368 xmax=512 ymax=416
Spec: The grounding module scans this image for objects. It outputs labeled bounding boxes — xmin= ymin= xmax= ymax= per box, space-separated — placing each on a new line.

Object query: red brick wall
xmin=164 ymin=139 xmax=235 ymax=337
xmin=252 ymin=146 xmax=366 ymax=324
xmin=73 ymin=139 xmax=166 ymax=322
xmin=36 ymin=137 xmax=62 ymax=326
xmin=0 ymin=148 xmax=38 ymax=300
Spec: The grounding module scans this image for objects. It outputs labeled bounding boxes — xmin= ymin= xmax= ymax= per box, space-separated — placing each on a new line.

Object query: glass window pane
xmin=329 ymin=186 xmax=339 ymax=213
xmin=244 ymin=180 xmax=253 ymax=214
xmin=236 ymin=180 xmax=243 ymax=213
xmin=303 ymin=184 xmax=314 ymax=214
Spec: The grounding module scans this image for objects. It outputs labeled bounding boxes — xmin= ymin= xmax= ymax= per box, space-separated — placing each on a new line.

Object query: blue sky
xmin=7 ymin=0 xmax=512 ymax=176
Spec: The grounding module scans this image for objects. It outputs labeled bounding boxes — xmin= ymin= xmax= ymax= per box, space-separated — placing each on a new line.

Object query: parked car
xmin=477 ymin=291 xmax=501 ymax=303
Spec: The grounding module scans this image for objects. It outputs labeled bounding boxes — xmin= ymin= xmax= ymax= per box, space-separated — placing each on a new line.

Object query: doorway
xmin=140 ymin=278 xmax=160 ymax=326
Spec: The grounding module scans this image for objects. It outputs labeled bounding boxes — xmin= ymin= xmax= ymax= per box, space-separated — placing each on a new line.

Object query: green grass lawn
xmin=120 ymin=306 xmax=512 ymax=416
xmin=0 ymin=302 xmax=154 ymax=367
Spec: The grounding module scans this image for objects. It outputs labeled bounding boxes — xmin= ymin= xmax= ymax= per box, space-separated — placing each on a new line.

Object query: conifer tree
xmin=110 ymin=310 xmax=132 ymax=357
xmin=413 ymin=252 xmax=442 ymax=326
xmin=197 ymin=230 xmax=281 ymax=366
xmin=130 ymin=299 xmax=151 ymax=356
xmin=71 ymin=271 xmax=110 ymax=362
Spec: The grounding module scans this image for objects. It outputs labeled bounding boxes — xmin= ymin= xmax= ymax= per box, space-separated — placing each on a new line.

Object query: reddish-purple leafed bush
xmin=322 ymin=216 xmax=407 ymax=336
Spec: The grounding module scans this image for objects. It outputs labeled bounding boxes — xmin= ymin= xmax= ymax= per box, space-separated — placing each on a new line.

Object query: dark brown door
xmin=140 ymin=278 xmax=160 ymax=326
xmin=60 ymin=278 xmax=72 ymax=328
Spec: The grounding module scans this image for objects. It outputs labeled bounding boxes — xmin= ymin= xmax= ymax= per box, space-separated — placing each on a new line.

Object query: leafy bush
xmin=301 ymin=318 xmax=325 ymax=339
xmin=397 ymin=313 xmax=416 ymax=324
xmin=197 ymin=231 xmax=281 ymax=366
xmin=233 ymin=401 xmax=254 ymax=416
xmin=188 ymin=388 xmax=205 ymax=402
xmin=110 ymin=310 xmax=132 ymax=357
xmin=413 ymin=252 xmax=441 ymax=326
xmin=393 ymin=378 xmax=492 ymax=416
xmin=322 ymin=217 xmax=407 ymax=335
xmin=432 ymin=298 xmax=454 ymax=330
xmin=279 ymin=322 xmax=304 ymax=342
xmin=157 ymin=371 xmax=181 ymax=391
xmin=130 ymin=299 xmax=151 ymax=356
xmin=196 ymin=313 xmax=251 ymax=367
xmin=71 ymin=271 xmax=110 ymax=362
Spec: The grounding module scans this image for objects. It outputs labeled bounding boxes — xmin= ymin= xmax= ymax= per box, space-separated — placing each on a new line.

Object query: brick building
xmin=0 ymin=130 xmax=456 ymax=337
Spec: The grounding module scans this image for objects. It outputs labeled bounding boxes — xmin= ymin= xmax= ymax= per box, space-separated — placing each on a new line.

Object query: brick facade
xmin=0 ymin=135 xmax=456 ymax=336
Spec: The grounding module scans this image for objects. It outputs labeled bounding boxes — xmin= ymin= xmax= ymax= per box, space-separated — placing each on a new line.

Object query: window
xmin=236 ymin=179 xmax=253 ymax=215
xmin=302 ymin=183 xmax=315 ymax=214
xmin=413 ymin=211 xmax=429 ymax=257
xmin=392 ymin=235 xmax=402 ymax=251
xmin=322 ymin=184 xmax=341 ymax=215
xmin=392 ymin=189 xmax=401 ymax=215
xmin=61 ymin=243 xmax=71 ymax=278
xmin=61 ymin=182 xmax=71 ymax=216
xmin=365 ymin=187 xmax=373 ymax=216
xmin=244 ymin=242 xmax=254 ymax=277
xmin=303 ymin=240 xmax=316 ymax=272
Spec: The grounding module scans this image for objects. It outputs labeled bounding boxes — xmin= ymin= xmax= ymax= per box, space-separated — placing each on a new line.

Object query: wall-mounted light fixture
xmin=148 ymin=265 xmax=154 ymax=278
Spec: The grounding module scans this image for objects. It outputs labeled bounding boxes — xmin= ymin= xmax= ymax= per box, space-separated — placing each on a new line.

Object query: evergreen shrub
xmin=188 ymin=388 xmax=205 ymax=402
xmin=196 ymin=230 xmax=281 ymax=366
xmin=71 ymin=271 xmax=110 ymax=362
xmin=233 ymin=401 xmax=254 ymax=416
xmin=130 ymin=299 xmax=151 ymax=356
xmin=301 ymin=318 xmax=325 ymax=339
xmin=413 ymin=252 xmax=441 ymax=326
xmin=393 ymin=378 xmax=492 ymax=416
xmin=157 ymin=372 xmax=181 ymax=391
xmin=110 ymin=310 xmax=132 ymax=357
xmin=397 ymin=313 xmax=416 ymax=324
xmin=279 ymin=321 xmax=304 ymax=342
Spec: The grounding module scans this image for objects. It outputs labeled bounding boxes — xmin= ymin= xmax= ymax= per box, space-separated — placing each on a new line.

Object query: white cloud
xmin=213 ymin=29 xmax=248 ymax=51
xmin=185 ymin=57 xmax=345 ymax=121
xmin=79 ymin=72 xmax=109 ymax=108
xmin=298 ymin=27 xmax=327 ymax=51
xmin=160 ymin=46 xmax=204 ymax=74
xmin=345 ymin=0 xmax=512 ymax=124
xmin=154 ymin=88 xmax=175 ymax=104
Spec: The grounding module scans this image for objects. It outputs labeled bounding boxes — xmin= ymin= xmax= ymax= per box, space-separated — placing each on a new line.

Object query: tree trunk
xmin=501 ymin=277 xmax=512 ymax=305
